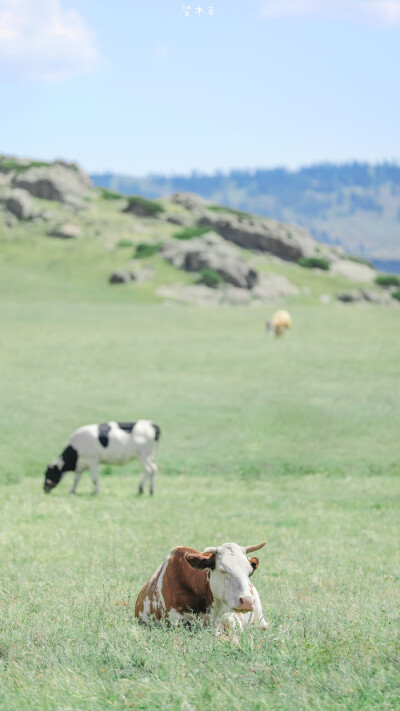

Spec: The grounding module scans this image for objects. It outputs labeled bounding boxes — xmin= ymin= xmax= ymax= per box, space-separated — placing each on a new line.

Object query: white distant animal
xmin=267 ymin=309 xmax=292 ymax=337
xmin=43 ymin=420 xmax=160 ymax=495
xmin=135 ymin=541 xmax=269 ymax=639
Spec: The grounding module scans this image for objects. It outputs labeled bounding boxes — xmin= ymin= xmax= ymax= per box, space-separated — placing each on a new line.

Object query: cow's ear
xmin=186 ymin=552 xmax=216 ymax=570
xmin=249 ymin=557 xmax=259 ymax=575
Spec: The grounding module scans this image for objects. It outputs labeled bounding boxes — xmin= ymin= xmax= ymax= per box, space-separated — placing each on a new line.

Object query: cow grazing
xmin=267 ymin=309 xmax=292 ymax=337
xmin=44 ymin=420 xmax=160 ymax=495
xmin=135 ymin=542 xmax=268 ymax=638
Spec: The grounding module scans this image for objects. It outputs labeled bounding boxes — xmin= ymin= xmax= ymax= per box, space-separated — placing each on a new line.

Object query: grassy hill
xmin=2 ymin=155 xmax=398 ymax=307
xmin=92 ymin=162 xmax=400 ymax=263
xmin=0 ymin=159 xmax=399 ymax=710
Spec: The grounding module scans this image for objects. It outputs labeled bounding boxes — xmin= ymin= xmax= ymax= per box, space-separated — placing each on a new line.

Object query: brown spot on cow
xmin=249 ymin=557 xmax=259 ymax=574
xmin=135 ymin=547 xmax=214 ymax=622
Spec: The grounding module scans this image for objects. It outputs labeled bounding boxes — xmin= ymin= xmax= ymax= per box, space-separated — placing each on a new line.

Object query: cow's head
xmin=43 ymin=463 xmax=62 ymax=493
xmin=186 ymin=541 xmax=266 ymax=613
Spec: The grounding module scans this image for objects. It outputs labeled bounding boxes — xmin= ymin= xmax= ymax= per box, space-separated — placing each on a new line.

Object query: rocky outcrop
xmin=331 ymin=259 xmax=376 ymax=283
xmin=170 ymin=192 xmax=208 ymax=211
xmin=156 ymin=278 xmax=298 ymax=306
xmin=13 ymin=161 xmax=91 ymax=206
xmin=252 ymin=273 xmax=300 ymax=302
xmin=337 ymin=289 xmax=393 ymax=305
xmin=109 ymin=266 xmax=154 ymax=284
xmin=165 ymin=213 xmax=192 ymax=226
xmin=47 ymin=223 xmax=82 ymax=239
xmin=197 ymin=211 xmax=323 ymax=261
xmin=0 ymin=189 xmax=33 ymax=220
xmin=161 ymin=231 xmax=258 ymax=289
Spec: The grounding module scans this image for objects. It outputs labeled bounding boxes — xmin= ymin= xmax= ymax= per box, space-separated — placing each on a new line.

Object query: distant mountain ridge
xmin=91 ymin=162 xmax=400 ymax=263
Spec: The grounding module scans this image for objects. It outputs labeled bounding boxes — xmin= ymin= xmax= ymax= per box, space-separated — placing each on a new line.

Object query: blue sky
xmin=0 ymin=0 xmax=400 ymax=174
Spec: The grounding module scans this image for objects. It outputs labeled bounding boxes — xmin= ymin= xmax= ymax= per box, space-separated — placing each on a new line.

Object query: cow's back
xmin=69 ymin=424 xmax=99 ymax=454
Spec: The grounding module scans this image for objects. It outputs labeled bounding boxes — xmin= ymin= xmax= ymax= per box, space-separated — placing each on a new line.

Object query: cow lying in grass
xmin=44 ymin=420 xmax=160 ymax=495
xmin=135 ymin=542 xmax=268 ymax=639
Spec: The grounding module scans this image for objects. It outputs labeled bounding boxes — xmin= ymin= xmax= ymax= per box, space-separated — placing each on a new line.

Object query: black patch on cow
xmin=98 ymin=423 xmax=111 ymax=447
xmin=61 ymin=445 xmax=78 ymax=473
xmin=152 ymin=423 xmax=161 ymax=441
xmin=117 ymin=421 xmax=136 ymax=434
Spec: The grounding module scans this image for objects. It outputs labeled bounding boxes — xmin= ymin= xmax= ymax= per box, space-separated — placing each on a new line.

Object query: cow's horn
xmin=203 ymin=547 xmax=217 ymax=554
xmin=245 ymin=542 xmax=266 ymax=553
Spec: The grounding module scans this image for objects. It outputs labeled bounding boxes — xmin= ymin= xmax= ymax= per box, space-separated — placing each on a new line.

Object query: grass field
xmin=0 ymin=246 xmax=399 ymax=710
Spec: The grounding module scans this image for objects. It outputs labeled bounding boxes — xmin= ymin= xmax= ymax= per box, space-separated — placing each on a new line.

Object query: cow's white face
xmin=186 ymin=542 xmax=261 ymax=613
xmin=209 ymin=543 xmax=257 ymax=612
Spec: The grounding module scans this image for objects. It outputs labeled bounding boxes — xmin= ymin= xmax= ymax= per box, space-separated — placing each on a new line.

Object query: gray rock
xmin=109 ymin=270 xmax=133 ymax=284
xmin=331 ymin=259 xmax=376 ymax=283
xmin=130 ymin=266 xmax=154 ymax=282
xmin=0 ymin=188 xmax=33 ymax=219
xmin=361 ymin=289 xmax=392 ymax=305
xmin=198 ymin=211 xmax=322 ymax=261
xmin=157 ymin=283 xmax=285 ymax=307
xmin=252 ymin=273 xmax=300 ymax=302
xmin=361 ymin=289 xmax=381 ymax=303
xmin=337 ymin=290 xmax=363 ymax=303
xmin=162 ymin=232 xmax=258 ymax=289
xmin=170 ymin=192 xmax=208 ymax=210
xmin=47 ymin=223 xmax=81 ymax=240
xmin=165 ymin=213 xmax=192 ymax=226
xmin=320 ymin=293 xmax=332 ymax=304
xmin=337 ymin=289 xmax=392 ymax=305
xmin=13 ymin=162 xmax=91 ymax=205
xmin=109 ymin=266 xmax=154 ymax=284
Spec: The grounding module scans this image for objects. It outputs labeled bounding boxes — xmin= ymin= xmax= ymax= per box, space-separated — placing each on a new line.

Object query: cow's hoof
xmin=138 ymin=487 xmax=144 ymax=496
xmin=70 ymin=490 xmax=76 ymax=495
xmin=150 ymin=490 xmax=154 ymax=496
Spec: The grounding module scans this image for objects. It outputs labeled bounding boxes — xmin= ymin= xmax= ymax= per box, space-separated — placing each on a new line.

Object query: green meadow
xmin=0 ymin=235 xmax=399 ymax=710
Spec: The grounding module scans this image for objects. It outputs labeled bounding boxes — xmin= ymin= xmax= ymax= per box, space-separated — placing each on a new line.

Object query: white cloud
xmin=258 ymin=0 xmax=400 ymax=26
xmin=0 ymin=0 xmax=99 ymax=81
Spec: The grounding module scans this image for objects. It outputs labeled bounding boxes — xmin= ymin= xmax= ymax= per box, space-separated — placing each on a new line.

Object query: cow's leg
xmin=138 ymin=453 xmax=157 ymax=495
xmin=88 ymin=461 xmax=100 ymax=495
xmin=148 ymin=459 xmax=158 ymax=496
xmin=138 ymin=469 xmax=149 ymax=495
xmin=248 ymin=583 xmax=269 ymax=630
xmin=70 ymin=471 xmax=82 ymax=494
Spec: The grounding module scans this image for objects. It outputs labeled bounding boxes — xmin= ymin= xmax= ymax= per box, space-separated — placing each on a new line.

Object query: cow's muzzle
xmin=44 ymin=479 xmax=54 ymax=493
xmin=234 ymin=596 xmax=254 ymax=613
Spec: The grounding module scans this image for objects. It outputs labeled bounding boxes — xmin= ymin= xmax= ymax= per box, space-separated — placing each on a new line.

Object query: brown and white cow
xmin=135 ymin=542 xmax=268 ymax=636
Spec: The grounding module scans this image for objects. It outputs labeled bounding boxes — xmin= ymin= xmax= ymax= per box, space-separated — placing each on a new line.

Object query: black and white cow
xmin=44 ymin=420 xmax=161 ymax=495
